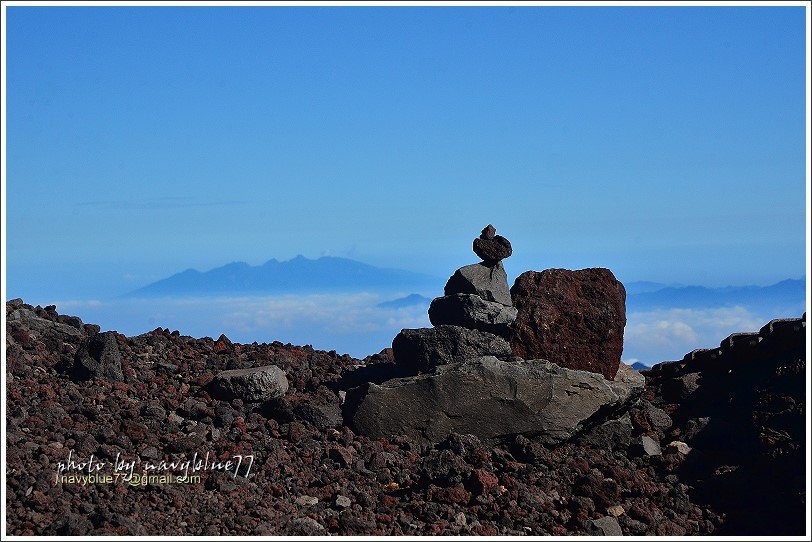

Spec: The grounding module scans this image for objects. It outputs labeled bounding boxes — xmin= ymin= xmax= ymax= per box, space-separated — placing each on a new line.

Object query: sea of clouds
xmin=53 ymin=295 xmax=803 ymax=364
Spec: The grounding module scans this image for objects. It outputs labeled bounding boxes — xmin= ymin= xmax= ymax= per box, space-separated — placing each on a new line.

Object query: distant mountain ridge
xmin=127 ymin=256 xmax=438 ymax=297
xmin=626 ymin=278 xmax=805 ymax=312
xmin=377 ymin=294 xmax=432 ymax=309
xmin=624 ymin=281 xmax=684 ymax=295
xmin=129 ymin=257 xmax=805 ymax=315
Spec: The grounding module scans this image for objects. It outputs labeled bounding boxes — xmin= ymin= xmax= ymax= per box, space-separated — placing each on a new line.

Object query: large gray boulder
xmin=392 ymin=325 xmax=511 ymax=373
xmin=444 ymin=262 xmax=512 ymax=306
xmin=428 ymin=294 xmax=517 ymax=338
xmin=71 ymin=331 xmax=124 ymax=381
xmin=345 ymin=356 xmax=644 ymax=445
xmin=212 ymin=365 xmax=288 ymax=402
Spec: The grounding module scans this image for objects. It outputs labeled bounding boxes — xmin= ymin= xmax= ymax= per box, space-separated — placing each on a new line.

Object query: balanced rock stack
xmin=346 ymin=227 xmax=644 ymax=446
xmin=392 ymin=225 xmax=517 ymax=374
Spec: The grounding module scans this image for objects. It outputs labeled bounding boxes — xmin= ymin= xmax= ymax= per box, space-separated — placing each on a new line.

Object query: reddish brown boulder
xmin=510 ymin=268 xmax=626 ymax=380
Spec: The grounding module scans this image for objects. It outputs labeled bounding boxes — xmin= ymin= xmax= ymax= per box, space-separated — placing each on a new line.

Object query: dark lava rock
xmin=444 ymin=261 xmax=512 ymax=306
xmin=70 ymin=331 xmax=123 ymax=381
xmin=346 ymin=356 xmax=643 ymax=445
xmin=644 ymin=313 xmax=806 ymax=535
xmin=392 ymin=325 xmax=511 ymax=373
xmin=576 ymin=412 xmax=633 ymax=452
xmin=585 ymin=516 xmax=622 ymax=536
xmin=510 ymin=268 xmax=626 ymax=380
xmin=211 ymin=365 xmax=288 ymax=402
xmin=428 ymin=294 xmax=517 ymax=338
xmin=292 ymin=400 xmax=342 ymax=429
xmin=472 ymin=224 xmax=512 ymax=263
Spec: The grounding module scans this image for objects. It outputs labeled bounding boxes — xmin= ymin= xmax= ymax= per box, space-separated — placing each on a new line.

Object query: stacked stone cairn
xmin=348 ymin=226 xmax=644 ymax=446
xmin=392 ymin=225 xmax=517 ymax=374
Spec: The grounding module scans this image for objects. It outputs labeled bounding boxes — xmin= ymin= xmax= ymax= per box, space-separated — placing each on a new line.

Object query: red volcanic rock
xmin=468 ymin=469 xmax=499 ymax=496
xmin=509 ymin=268 xmax=626 ymax=380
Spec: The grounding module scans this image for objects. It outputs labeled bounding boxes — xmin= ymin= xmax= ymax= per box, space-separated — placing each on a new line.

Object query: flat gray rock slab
xmin=346 ymin=356 xmax=643 ymax=445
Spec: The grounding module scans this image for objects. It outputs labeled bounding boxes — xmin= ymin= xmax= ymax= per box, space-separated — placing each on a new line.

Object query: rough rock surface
xmin=392 ymin=326 xmax=511 ymax=373
xmin=346 ymin=356 xmax=644 ymax=445
xmin=212 ymin=365 xmax=289 ymax=402
xmin=7 ymin=300 xmax=85 ymax=349
xmin=472 ymin=224 xmax=512 ymax=263
xmin=642 ymin=314 xmax=806 ymax=535
xmin=472 ymin=237 xmax=512 ymax=263
xmin=70 ymin=331 xmax=124 ymax=381
xmin=444 ymin=262 xmax=512 ymax=306
xmin=428 ymin=294 xmax=517 ymax=338
xmin=510 ymin=268 xmax=626 ymax=380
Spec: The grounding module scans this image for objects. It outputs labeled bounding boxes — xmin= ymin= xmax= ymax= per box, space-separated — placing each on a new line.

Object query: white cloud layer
xmin=623 ymin=306 xmax=768 ymax=364
xmin=52 ymin=294 xmax=431 ymax=358
xmin=51 ymin=296 xmax=800 ymax=364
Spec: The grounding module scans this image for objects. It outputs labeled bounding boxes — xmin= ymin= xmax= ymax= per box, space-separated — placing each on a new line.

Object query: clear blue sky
xmin=6 ymin=6 xmax=808 ymax=300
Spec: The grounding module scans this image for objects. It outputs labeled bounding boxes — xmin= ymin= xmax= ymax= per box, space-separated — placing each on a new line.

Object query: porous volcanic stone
xmin=444 ymin=262 xmax=512 ymax=306
xmin=212 ymin=365 xmax=288 ymax=402
xmin=392 ymin=325 xmax=511 ymax=373
xmin=71 ymin=331 xmax=123 ymax=381
xmin=428 ymin=294 xmax=517 ymax=338
xmin=345 ymin=356 xmax=644 ymax=445
xmin=473 ymin=233 xmax=512 ymax=263
xmin=510 ymin=268 xmax=626 ymax=380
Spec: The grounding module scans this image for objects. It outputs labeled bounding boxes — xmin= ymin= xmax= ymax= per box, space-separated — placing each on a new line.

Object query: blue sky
xmin=6 ymin=6 xmax=808 ymax=302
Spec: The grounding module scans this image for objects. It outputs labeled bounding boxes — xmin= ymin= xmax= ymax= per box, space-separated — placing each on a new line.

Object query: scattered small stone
xmin=667 ymin=441 xmax=692 ymax=455
xmin=167 ymin=412 xmax=184 ymax=425
xmin=641 ymin=435 xmax=662 ymax=456
xmin=140 ymin=446 xmax=160 ymax=460
xmin=295 ymin=495 xmax=319 ymax=506
xmin=329 ymin=445 xmax=354 ymax=467
xmin=607 ymin=505 xmax=625 ymax=517
xmin=335 ymin=495 xmax=351 ymax=509
xmin=585 ymin=516 xmax=622 ymax=536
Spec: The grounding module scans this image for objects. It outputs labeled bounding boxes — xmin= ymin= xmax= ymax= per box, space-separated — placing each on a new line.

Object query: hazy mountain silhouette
xmin=624 ymin=281 xmax=683 ymax=295
xmin=127 ymin=256 xmax=438 ymax=297
xmin=626 ymin=278 xmax=805 ymax=312
xmin=376 ymin=293 xmax=432 ymax=309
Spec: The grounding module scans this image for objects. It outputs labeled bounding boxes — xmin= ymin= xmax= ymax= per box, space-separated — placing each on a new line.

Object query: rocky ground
xmin=4 ymin=299 xmax=807 ymax=536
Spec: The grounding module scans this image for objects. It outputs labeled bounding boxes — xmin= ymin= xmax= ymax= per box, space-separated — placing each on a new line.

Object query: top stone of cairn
xmin=473 ymin=224 xmax=512 ymax=263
